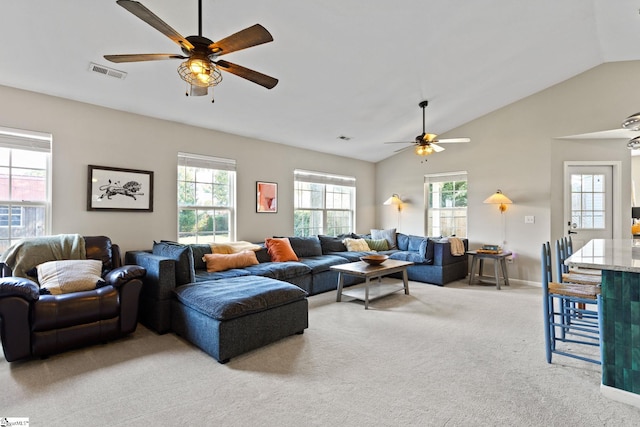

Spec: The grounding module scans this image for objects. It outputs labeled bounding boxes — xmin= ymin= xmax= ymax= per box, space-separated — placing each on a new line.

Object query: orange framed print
xmin=256 ymin=181 xmax=277 ymax=213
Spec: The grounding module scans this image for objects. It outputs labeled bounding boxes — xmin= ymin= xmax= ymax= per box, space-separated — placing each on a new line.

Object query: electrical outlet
xmin=525 ymin=216 xmax=535 ymax=224
xmin=506 ymin=256 xmax=514 ymax=264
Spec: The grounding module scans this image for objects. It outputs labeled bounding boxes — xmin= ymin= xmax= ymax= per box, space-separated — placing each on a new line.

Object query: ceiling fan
xmin=104 ymin=0 xmax=278 ymax=102
xmin=385 ymin=100 xmax=470 ymax=157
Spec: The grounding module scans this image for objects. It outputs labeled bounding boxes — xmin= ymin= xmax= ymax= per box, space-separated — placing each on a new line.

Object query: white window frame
xmin=424 ymin=171 xmax=468 ymax=238
xmin=177 ymin=152 xmax=236 ymax=244
xmin=294 ymin=169 xmax=356 ymax=237
xmin=0 ymin=126 xmax=52 ymax=252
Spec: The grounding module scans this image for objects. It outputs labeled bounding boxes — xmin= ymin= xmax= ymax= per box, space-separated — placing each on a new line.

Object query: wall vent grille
xmin=88 ymin=62 xmax=127 ymax=80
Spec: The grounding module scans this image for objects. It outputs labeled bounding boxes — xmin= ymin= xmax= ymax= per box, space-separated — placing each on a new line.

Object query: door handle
xmin=568 ymin=230 xmax=578 ymax=235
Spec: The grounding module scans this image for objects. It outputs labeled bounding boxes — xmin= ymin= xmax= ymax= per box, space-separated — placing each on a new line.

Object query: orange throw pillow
xmin=202 ymin=251 xmax=259 ymax=272
xmin=265 ymin=237 xmax=299 ymax=262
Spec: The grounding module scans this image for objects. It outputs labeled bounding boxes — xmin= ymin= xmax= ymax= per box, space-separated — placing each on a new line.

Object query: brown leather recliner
xmin=0 ymin=236 xmax=146 ymax=362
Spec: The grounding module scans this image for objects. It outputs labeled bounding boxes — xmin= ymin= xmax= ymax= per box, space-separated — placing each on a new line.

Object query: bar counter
xmin=566 ymin=239 xmax=640 ymax=408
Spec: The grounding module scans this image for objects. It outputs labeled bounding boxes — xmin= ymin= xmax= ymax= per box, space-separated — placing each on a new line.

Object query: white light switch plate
xmin=525 ymin=216 xmax=535 ymax=224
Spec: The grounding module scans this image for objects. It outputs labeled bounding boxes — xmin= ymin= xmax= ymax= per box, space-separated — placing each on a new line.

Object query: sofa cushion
xmin=364 ymin=238 xmax=389 ymax=252
xmin=371 ymin=228 xmax=397 ymax=249
xmin=318 ymin=235 xmax=347 ymax=253
xmin=297 ymin=255 xmax=350 ymax=274
xmin=173 ymin=276 xmax=307 ymax=321
xmin=388 ymin=251 xmax=426 ymax=264
xmin=343 ymin=238 xmax=371 ymax=252
xmin=203 ymin=251 xmax=259 ymax=272
xmin=37 ymin=259 xmax=104 ymax=295
xmin=188 ymin=244 xmax=212 ymax=271
xmin=194 ymin=269 xmax=252 ymax=282
xmin=265 ymin=238 xmax=299 ymax=262
xmin=276 ymin=236 xmax=323 ymax=257
xmin=408 ymin=235 xmax=425 ymax=252
xmin=328 ymin=250 xmax=375 ymax=262
xmin=242 ymin=262 xmax=311 ymax=280
xmin=153 ymin=241 xmax=195 ymax=285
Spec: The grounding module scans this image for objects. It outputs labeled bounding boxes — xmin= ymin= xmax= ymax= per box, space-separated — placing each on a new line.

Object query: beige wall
xmin=376 ymin=61 xmax=639 ymax=283
xmin=0 ymin=85 xmax=376 ymax=254
xmin=3 ymin=60 xmax=640 ymax=283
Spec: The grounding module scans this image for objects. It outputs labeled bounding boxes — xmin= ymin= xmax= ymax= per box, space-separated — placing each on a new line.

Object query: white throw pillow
xmin=37 ymin=259 xmax=104 ymax=295
xmin=342 ymin=238 xmax=371 ymax=252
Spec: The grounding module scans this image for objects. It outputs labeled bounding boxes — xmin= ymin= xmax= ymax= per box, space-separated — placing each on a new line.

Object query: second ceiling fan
xmin=104 ymin=0 xmax=278 ymax=101
xmin=386 ymin=101 xmax=470 ymax=156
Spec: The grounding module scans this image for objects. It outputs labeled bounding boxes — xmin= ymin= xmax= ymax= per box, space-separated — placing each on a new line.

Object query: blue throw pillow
xmin=407 ymin=235 xmax=424 ymax=252
xmin=153 ymin=241 xmax=195 ymax=285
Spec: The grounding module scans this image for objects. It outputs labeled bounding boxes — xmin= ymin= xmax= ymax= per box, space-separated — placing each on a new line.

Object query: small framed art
xmin=256 ymin=181 xmax=277 ymax=213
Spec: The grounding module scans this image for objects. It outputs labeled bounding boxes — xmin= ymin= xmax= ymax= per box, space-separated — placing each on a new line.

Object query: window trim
xmin=424 ymin=171 xmax=468 ymax=238
xmin=177 ymin=152 xmax=237 ymax=244
xmin=294 ymin=169 xmax=356 ymax=237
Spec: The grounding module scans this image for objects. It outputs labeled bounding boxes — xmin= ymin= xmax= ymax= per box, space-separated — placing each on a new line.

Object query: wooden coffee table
xmin=331 ymin=259 xmax=413 ymax=309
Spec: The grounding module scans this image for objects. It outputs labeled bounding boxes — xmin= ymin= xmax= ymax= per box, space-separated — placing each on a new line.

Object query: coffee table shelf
xmin=330 ymin=259 xmax=413 ymax=309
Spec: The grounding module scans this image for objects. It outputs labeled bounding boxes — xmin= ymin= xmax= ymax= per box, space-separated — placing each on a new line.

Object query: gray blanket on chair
xmin=0 ymin=234 xmax=86 ymax=280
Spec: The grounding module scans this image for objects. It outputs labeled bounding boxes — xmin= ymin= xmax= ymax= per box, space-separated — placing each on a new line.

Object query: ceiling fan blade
xmin=116 ymin=0 xmax=194 ymax=51
xmin=209 ymin=24 xmax=274 ymax=56
xmin=436 ymin=137 xmax=471 ymax=144
xmin=104 ymin=53 xmax=186 ymax=63
xmin=431 ymin=143 xmax=446 ymax=153
xmin=215 ymin=60 xmax=278 ymax=89
xmin=384 ymin=141 xmax=413 ymax=144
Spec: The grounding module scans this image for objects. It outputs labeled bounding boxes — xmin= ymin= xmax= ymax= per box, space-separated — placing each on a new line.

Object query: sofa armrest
xmin=0 ymin=277 xmax=40 ymax=301
xmin=432 ymin=239 xmax=468 ymax=266
xmin=104 ymin=265 xmax=146 ymax=288
xmin=125 ymin=251 xmax=177 ymax=300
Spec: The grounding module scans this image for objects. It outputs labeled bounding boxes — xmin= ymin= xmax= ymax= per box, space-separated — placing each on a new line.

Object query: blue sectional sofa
xmin=125 ymin=233 xmax=468 ymax=335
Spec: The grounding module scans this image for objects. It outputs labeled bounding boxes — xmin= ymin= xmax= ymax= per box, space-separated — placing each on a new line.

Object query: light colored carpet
xmin=2 ymin=279 xmax=640 ymax=426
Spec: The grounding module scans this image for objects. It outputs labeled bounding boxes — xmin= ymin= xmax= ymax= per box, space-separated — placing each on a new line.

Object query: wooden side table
xmin=467 ymin=250 xmax=512 ymax=290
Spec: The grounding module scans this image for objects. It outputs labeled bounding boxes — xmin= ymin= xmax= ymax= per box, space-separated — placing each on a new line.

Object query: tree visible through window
xmin=0 ymin=126 xmax=51 ymax=253
xmin=177 ymin=153 xmax=236 ymax=244
xmin=294 ymin=170 xmax=355 ymax=237
xmin=426 ymin=172 xmax=467 ymax=237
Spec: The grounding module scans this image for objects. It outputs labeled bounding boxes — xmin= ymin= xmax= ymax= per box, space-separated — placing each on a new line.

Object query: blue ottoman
xmin=171 ymin=276 xmax=308 ymax=363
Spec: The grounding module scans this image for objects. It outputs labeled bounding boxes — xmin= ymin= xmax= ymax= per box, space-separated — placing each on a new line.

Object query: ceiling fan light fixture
xmin=622 ymin=112 xmax=640 ymax=130
xmin=627 ymin=136 xmax=640 ymax=150
xmin=415 ymin=144 xmax=434 ymax=156
xmin=177 ymin=57 xmax=222 ymax=88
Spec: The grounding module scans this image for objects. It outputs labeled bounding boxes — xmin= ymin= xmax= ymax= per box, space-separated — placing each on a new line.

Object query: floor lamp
xmin=483 ymin=190 xmax=512 ymax=247
xmin=384 ymin=194 xmax=403 ymax=229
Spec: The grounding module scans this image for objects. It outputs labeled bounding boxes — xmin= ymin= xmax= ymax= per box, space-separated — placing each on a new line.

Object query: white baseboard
xmin=601 ymin=384 xmax=640 ymax=409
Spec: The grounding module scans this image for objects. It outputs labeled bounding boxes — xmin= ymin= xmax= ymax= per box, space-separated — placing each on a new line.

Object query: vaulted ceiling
xmin=1 ymin=1 xmax=639 ymax=162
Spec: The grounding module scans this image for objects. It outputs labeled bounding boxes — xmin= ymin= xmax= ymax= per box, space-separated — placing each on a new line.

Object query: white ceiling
xmin=1 ymin=0 xmax=640 ymax=162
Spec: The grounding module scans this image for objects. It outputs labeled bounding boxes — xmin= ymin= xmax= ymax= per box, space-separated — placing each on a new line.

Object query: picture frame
xmin=87 ymin=165 xmax=154 ymax=212
xmin=256 ymin=181 xmax=277 ymax=213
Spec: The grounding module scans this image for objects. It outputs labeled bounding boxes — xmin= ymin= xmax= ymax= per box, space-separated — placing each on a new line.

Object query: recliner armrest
xmin=104 ymin=265 xmax=146 ymax=288
xmin=0 ymin=277 xmax=40 ymax=301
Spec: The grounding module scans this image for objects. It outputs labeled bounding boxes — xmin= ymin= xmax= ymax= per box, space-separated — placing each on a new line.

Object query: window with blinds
xmin=0 ymin=126 xmax=52 ymax=253
xmin=177 ymin=152 xmax=236 ymax=244
xmin=425 ymin=171 xmax=467 ymax=238
xmin=294 ymin=169 xmax=356 ymax=237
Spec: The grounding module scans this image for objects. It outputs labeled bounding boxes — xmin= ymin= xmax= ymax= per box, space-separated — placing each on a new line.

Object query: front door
xmin=564 ymin=163 xmax=614 ymax=251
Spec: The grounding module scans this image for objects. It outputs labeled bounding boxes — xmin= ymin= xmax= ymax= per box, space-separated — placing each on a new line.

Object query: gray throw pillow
xmin=371 ymin=228 xmax=397 ymax=250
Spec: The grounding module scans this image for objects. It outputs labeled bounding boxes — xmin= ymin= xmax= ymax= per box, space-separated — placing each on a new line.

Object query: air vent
xmin=88 ymin=62 xmax=127 ymax=80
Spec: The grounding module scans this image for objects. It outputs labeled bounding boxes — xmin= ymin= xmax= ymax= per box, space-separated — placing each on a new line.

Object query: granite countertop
xmin=565 ymin=239 xmax=640 ymax=272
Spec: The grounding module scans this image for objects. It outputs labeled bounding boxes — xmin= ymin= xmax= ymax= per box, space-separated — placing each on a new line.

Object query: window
xmin=177 ymin=153 xmax=236 ymax=244
xmin=570 ymin=173 xmax=605 ymax=229
xmin=0 ymin=126 xmax=51 ymax=253
xmin=425 ymin=171 xmax=467 ymax=237
xmin=294 ymin=170 xmax=356 ymax=237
